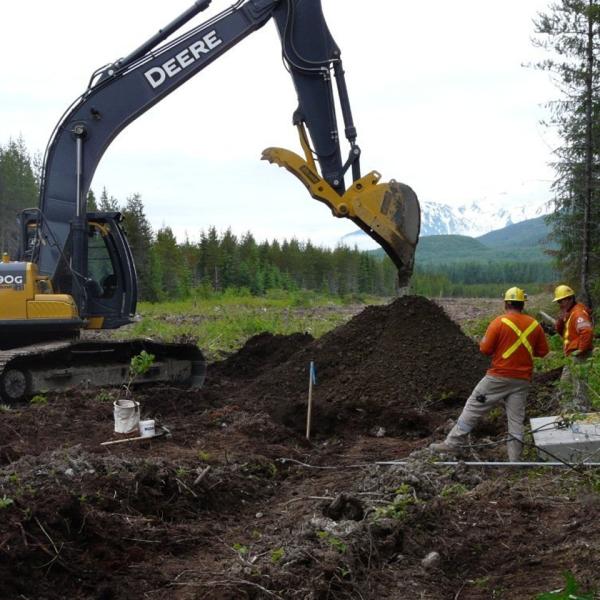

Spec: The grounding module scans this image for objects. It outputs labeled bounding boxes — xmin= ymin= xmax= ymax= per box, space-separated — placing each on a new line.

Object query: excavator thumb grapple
xmin=262 ymin=147 xmax=420 ymax=285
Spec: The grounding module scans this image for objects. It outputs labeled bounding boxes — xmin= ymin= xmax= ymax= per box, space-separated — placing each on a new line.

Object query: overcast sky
xmin=1 ymin=0 xmax=558 ymax=246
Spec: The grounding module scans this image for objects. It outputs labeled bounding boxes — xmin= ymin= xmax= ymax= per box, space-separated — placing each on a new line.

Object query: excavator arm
xmin=266 ymin=0 xmax=420 ymax=284
xmin=34 ymin=0 xmax=419 ymax=317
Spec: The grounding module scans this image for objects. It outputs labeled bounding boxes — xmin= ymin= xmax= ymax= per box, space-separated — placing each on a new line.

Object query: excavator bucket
xmin=262 ymin=147 xmax=420 ymax=286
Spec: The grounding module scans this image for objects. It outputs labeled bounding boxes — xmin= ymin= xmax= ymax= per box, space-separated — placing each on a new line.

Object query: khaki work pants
xmin=445 ymin=375 xmax=530 ymax=461
xmin=558 ymin=354 xmax=591 ymax=411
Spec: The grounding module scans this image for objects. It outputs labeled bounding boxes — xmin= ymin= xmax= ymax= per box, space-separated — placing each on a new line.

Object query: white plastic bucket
xmin=113 ymin=399 xmax=140 ymax=433
xmin=139 ymin=419 xmax=156 ymax=438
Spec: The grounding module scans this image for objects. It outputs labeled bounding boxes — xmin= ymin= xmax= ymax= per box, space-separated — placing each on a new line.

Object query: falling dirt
xmin=0 ymin=296 xmax=598 ymax=600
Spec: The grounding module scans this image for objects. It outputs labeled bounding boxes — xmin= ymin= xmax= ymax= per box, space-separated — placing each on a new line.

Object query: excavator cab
xmin=80 ymin=213 xmax=138 ymax=330
xmin=4 ymin=210 xmax=137 ymax=349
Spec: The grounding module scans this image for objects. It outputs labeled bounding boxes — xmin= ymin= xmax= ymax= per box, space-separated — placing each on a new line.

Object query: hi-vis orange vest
xmin=480 ymin=312 xmax=549 ymax=380
xmin=556 ymin=303 xmax=594 ymax=356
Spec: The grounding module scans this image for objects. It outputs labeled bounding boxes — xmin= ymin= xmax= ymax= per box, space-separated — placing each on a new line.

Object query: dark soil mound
xmin=209 ymin=331 xmax=313 ymax=380
xmin=231 ymin=296 xmax=489 ymax=436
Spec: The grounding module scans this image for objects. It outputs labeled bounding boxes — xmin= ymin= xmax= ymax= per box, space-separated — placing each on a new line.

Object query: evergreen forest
xmin=0 ymin=136 xmax=576 ymax=301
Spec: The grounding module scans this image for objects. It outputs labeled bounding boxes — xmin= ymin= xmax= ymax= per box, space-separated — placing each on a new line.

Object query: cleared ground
xmin=0 ymin=296 xmax=597 ymax=599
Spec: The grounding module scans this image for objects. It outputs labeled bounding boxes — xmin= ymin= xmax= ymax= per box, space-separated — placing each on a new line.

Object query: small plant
xmin=232 ymin=543 xmax=248 ymax=556
xmin=241 ymin=460 xmax=278 ymax=479
xmin=270 ymin=547 xmax=285 ymax=563
xmin=586 ymin=472 xmax=600 ymax=495
xmin=487 ymin=406 xmax=503 ymax=423
xmin=316 ymin=530 xmax=347 ymax=553
xmin=373 ymin=483 xmax=418 ymax=521
xmin=415 ymin=394 xmax=435 ymax=413
xmin=440 ymin=483 xmax=468 ymax=498
xmin=175 ymin=466 xmax=189 ymax=478
xmin=29 ymin=394 xmax=47 ymax=406
xmin=123 ymin=350 xmax=155 ymax=398
xmin=471 ymin=576 xmax=490 ymax=589
xmin=437 ymin=390 xmax=455 ymax=402
xmin=0 ymin=404 xmax=12 ymax=413
xmin=95 ymin=390 xmax=115 ymax=403
xmin=337 ymin=565 xmax=351 ymax=578
xmin=536 ymin=571 xmax=594 ymax=599
xmin=196 ymin=450 xmax=211 ymax=462
xmin=0 ymin=496 xmax=14 ymax=509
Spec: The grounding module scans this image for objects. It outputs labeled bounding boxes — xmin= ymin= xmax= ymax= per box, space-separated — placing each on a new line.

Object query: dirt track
xmin=0 ymin=296 xmax=598 ymax=600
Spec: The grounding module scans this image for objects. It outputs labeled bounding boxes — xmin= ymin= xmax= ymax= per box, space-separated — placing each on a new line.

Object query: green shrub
xmin=29 ymin=394 xmax=47 ymax=406
xmin=535 ymin=571 xmax=594 ymax=599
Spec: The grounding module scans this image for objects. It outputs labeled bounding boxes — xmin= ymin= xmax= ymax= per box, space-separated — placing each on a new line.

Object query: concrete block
xmin=530 ymin=413 xmax=600 ymax=463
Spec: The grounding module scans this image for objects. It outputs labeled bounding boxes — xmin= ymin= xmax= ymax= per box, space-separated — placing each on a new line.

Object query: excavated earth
xmin=0 ymin=296 xmax=598 ymax=600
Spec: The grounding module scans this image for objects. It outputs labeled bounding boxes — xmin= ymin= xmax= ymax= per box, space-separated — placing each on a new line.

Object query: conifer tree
xmin=220 ymin=228 xmax=239 ymax=289
xmin=121 ymin=193 xmax=155 ymax=300
xmin=98 ymin=187 xmax=120 ymax=212
xmin=534 ymin=0 xmax=600 ymax=307
xmin=0 ymin=138 xmax=38 ymax=254
xmin=154 ymin=226 xmax=188 ymax=298
xmin=87 ymin=189 xmax=98 ymax=211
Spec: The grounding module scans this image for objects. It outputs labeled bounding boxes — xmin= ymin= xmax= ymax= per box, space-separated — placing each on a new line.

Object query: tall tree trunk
xmin=582 ymin=0 xmax=594 ymax=308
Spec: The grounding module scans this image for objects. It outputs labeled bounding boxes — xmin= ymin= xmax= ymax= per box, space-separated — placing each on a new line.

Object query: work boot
xmin=507 ymin=438 xmax=523 ymax=463
xmin=428 ymin=440 xmax=464 ymax=456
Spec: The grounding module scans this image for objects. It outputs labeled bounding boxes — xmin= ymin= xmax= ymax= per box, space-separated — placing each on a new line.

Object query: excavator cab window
xmin=87 ymin=223 xmax=117 ymax=299
xmin=83 ymin=213 xmax=137 ymax=328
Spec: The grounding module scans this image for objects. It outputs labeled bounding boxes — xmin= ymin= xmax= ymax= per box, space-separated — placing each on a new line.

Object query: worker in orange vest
xmin=430 ymin=287 xmax=549 ymax=461
xmin=553 ymin=284 xmax=594 ymax=410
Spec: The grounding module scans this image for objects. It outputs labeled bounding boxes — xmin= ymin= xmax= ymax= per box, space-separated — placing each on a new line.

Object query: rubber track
xmin=0 ymin=341 xmax=73 ymax=375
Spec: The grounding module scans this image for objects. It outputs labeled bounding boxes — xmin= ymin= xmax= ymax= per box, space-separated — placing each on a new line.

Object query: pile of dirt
xmin=209 ymin=331 xmax=313 ymax=381
xmin=231 ymin=296 xmax=489 ymax=436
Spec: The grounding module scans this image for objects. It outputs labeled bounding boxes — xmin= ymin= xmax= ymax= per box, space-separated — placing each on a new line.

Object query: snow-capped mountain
xmin=340 ymin=199 xmax=550 ymax=250
xmin=419 ymin=199 xmax=548 ymax=237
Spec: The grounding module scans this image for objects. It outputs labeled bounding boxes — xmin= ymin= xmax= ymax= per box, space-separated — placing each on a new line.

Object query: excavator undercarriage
xmin=0 ymin=339 xmax=205 ymax=403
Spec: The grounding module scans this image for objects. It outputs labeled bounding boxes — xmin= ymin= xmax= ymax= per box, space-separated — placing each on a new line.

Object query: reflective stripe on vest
xmin=500 ymin=318 xmax=540 ymax=359
xmin=563 ymin=314 xmax=573 ymax=349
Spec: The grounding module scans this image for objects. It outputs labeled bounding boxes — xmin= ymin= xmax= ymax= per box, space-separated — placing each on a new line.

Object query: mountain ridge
xmin=341 ymin=199 xmax=550 ymax=249
xmin=366 ymin=215 xmax=554 ymax=267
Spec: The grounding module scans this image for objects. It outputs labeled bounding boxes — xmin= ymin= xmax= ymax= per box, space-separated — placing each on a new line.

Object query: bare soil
xmin=0 ymin=296 xmax=598 ymax=600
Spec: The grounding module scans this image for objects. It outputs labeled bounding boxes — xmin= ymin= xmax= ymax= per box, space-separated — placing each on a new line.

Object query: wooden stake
xmin=101 ymin=430 xmax=164 ymax=446
xmin=306 ymin=361 xmax=315 ymax=440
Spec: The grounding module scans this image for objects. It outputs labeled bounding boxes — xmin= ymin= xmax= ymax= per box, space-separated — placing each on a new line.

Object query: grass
xmin=117 ymin=290 xmax=388 ymax=360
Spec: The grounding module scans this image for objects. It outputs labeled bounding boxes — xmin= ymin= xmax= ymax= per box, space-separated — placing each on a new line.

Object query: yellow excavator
xmin=0 ymin=0 xmax=420 ymax=401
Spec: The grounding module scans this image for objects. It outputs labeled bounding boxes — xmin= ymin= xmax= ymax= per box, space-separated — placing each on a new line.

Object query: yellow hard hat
xmin=504 ymin=287 xmax=527 ymax=302
xmin=553 ymin=284 xmax=575 ymax=302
